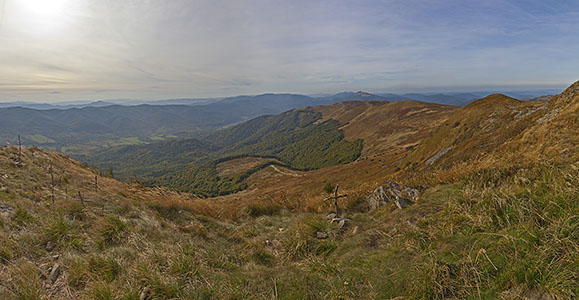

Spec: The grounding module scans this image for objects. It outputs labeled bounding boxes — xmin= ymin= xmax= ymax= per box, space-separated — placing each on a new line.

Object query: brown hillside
xmin=312 ymin=100 xmax=457 ymax=157
xmin=502 ymin=80 xmax=578 ymax=163
xmin=201 ymin=83 xmax=578 ymax=218
xmin=215 ymin=157 xmax=279 ymax=178
xmin=199 ymin=101 xmax=457 ymax=218
xmin=399 ymin=93 xmax=545 ymax=171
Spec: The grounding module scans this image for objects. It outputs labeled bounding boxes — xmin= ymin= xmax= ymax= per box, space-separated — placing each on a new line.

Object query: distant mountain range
xmin=0 ymin=92 xmax=388 ymax=152
xmin=0 ymin=88 xmax=563 ymax=155
xmin=0 ymin=88 xmax=561 ymax=110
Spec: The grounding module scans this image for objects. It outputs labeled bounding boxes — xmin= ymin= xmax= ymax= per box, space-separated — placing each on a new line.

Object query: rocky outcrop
xmin=366 ymin=181 xmax=418 ymax=210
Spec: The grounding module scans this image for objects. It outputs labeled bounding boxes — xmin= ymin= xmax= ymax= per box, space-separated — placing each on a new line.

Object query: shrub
xmin=92 ymin=282 xmax=114 ymax=300
xmin=12 ymin=207 xmax=34 ymax=227
xmin=323 ymin=182 xmax=335 ymax=194
xmin=98 ymin=216 xmax=128 ymax=246
xmin=44 ymin=216 xmax=83 ymax=250
xmin=0 ymin=262 xmax=43 ymax=300
xmin=88 ymin=255 xmax=122 ymax=282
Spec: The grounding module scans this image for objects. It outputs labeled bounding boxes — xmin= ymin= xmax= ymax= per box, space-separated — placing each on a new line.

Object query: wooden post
xmin=323 ymin=184 xmax=348 ymax=218
xmin=17 ymin=134 xmax=22 ymax=166
xmin=78 ymin=191 xmax=85 ymax=207
xmin=94 ymin=175 xmax=98 ymax=192
xmin=49 ymin=164 xmax=55 ymax=207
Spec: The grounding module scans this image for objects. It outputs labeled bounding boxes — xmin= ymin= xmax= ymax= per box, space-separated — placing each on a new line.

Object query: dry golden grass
xmin=0 ymin=82 xmax=576 ymax=299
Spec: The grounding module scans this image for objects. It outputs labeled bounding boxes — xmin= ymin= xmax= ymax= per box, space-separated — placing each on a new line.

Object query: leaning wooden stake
xmin=78 ymin=191 xmax=85 ymax=207
xmin=323 ymin=184 xmax=348 ymax=218
xmin=94 ymin=175 xmax=98 ymax=192
xmin=17 ymin=134 xmax=22 ymax=166
xmin=49 ymin=164 xmax=55 ymax=207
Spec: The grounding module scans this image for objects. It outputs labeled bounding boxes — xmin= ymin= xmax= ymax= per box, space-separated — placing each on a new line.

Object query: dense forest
xmin=83 ymin=109 xmax=363 ymax=196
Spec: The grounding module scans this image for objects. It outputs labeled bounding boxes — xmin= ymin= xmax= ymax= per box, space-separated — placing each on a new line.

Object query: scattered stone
xmin=351 ymin=226 xmax=358 ymax=234
xmin=45 ymin=241 xmax=55 ymax=252
xmin=316 ymin=231 xmax=328 ymax=239
xmin=38 ymin=266 xmax=49 ymax=280
xmin=265 ymin=239 xmax=281 ymax=248
xmin=140 ymin=287 xmax=150 ymax=300
xmin=395 ymin=195 xmax=413 ymax=209
xmin=326 ymin=213 xmax=336 ymax=220
xmin=365 ymin=181 xmax=418 ymax=210
xmin=338 ymin=219 xmax=347 ymax=230
xmin=52 ymin=254 xmax=60 ymax=260
xmin=49 ymin=263 xmax=61 ymax=283
xmin=0 ymin=202 xmax=14 ymax=218
xmin=278 ymin=227 xmax=285 ymax=232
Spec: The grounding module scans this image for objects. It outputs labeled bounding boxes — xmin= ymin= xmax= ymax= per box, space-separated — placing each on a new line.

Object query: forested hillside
xmin=0 ymin=93 xmax=352 ymax=154
xmin=83 ymin=110 xmax=363 ymax=196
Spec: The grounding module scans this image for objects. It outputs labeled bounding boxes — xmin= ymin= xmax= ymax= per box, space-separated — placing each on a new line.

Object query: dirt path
xmin=270 ymin=165 xmax=303 ymax=177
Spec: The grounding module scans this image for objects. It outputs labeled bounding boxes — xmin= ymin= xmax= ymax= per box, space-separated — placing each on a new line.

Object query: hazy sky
xmin=0 ymin=0 xmax=578 ymax=102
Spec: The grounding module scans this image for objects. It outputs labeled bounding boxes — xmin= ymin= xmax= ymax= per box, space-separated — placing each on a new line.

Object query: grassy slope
xmin=1 ymin=82 xmax=577 ymax=299
xmin=0 ymin=146 xmax=576 ymax=299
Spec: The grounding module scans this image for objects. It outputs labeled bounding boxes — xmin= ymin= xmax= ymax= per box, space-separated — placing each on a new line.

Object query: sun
xmin=13 ymin=0 xmax=73 ymax=33
xmin=18 ymin=0 xmax=70 ymax=17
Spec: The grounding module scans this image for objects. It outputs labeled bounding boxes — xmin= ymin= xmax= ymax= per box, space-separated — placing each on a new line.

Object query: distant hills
xmin=0 ymin=93 xmax=370 ymax=152
xmin=0 ymin=88 xmax=563 ymax=155
xmin=0 ymin=88 xmax=560 ymax=110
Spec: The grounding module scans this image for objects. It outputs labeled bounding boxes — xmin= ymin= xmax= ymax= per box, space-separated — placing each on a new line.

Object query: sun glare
xmin=14 ymin=0 xmax=73 ymax=33
xmin=19 ymin=0 xmax=69 ymax=17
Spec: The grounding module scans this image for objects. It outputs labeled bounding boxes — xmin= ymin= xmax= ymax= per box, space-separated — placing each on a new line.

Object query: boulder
xmin=365 ymin=181 xmax=418 ymax=210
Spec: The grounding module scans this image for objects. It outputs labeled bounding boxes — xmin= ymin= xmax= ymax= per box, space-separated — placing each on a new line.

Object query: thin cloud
xmin=0 ymin=0 xmax=577 ymax=101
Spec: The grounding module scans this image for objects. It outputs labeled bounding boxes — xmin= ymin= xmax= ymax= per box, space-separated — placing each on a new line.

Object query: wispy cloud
xmin=0 ymin=0 xmax=577 ymax=101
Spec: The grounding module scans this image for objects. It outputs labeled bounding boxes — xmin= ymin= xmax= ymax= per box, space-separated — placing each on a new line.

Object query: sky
xmin=0 ymin=0 xmax=578 ymax=102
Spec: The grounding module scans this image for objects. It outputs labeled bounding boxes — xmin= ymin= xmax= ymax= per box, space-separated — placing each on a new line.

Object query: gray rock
xmin=45 ymin=241 xmax=55 ymax=252
xmin=395 ymin=195 xmax=413 ymax=209
xmin=140 ymin=287 xmax=150 ymax=300
xmin=338 ymin=219 xmax=347 ymax=230
xmin=49 ymin=263 xmax=61 ymax=283
xmin=365 ymin=181 xmax=418 ymax=210
xmin=265 ymin=239 xmax=281 ymax=248
xmin=316 ymin=231 xmax=328 ymax=239
xmin=326 ymin=213 xmax=337 ymax=220
xmin=0 ymin=202 xmax=14 ymax=218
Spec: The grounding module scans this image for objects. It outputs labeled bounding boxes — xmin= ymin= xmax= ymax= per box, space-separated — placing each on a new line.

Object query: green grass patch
xmin=25 ymin=134 xmax=56 ymax=144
